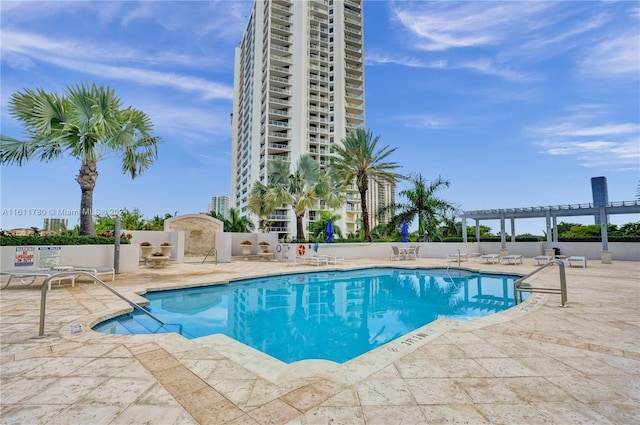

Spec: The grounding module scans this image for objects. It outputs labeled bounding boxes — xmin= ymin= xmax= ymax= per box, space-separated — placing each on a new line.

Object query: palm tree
xmin=308 ymin=211 xmax=343 ymax=241
xmin=331 ymin=129 xmax=402 ymax=242
xmin=384 ymin=174 xmax=457 ymax=242
xmin=209 ymin=208 xmax=254 ymax=233
xmin=1 ymin=83 xmax=159 ymax=235
xmin=247 ymin=181 xmax=273 ymax=232
xmin=248 ymin=155 xmax=343 ymax=240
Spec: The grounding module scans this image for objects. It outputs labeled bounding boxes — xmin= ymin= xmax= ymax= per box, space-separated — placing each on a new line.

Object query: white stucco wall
xmin=1 ymin=244 xmax=139 ymax=273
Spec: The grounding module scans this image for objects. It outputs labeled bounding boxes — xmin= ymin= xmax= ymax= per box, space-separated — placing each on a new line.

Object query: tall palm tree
xmin=331 ymin=128 xmax=402 ymax=242
xmin=1 ymin=83 xmax=159 ymax=235
xmin=249 ymin=155 xmax=341 ymax=240
xmin=247 ymin=180 xmax=273 ymax=232
xmin=385 ymin=173 xmax=457 ymax=242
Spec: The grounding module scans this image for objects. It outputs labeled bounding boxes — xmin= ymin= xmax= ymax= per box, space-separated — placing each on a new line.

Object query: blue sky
xmin=1 ymin=0 xmax=638 ymax=235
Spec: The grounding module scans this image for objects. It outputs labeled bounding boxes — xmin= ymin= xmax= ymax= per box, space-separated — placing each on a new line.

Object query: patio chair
xmin=54 ymin=265 xmax=115 ymax=282
xmin=390 ymin=246 xmax=401 ymax=261
xmin=405 ymin=246 xmax=419 ymax=260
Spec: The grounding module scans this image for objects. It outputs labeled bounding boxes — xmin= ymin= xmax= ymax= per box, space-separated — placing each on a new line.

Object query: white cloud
xmin=578 ymin=30 xmax=640 ymax=79
xmin=395 ymin=114 xmax=451 ymax=130
xmin=391 ymin=1 xmax=554 ymax=51
xmin=2 ymin=30 xmax=233 ymax=100
xmin=531 ymin=119 xmax=640 ymax=170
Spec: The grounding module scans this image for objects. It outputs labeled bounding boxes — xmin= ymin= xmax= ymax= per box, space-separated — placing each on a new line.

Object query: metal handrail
xmin=513 ymin=260 xmax=568 ymax=307
xmin=36 ymin=271 xmax=165 ymax=338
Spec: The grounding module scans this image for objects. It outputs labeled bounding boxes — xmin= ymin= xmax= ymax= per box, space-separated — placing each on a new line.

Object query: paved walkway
xmin=1 ymin=258 xmax=638 ymax=424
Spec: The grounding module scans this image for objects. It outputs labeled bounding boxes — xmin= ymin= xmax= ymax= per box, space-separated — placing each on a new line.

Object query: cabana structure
xmin=461 ymin=200 xmax=640 ymax=263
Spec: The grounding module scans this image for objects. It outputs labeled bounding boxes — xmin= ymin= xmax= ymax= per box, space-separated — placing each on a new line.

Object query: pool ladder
xmin=513 ymin=260 xmax=568 ymax=307
xmin=36 ymin=271 xmax=165 ymax=339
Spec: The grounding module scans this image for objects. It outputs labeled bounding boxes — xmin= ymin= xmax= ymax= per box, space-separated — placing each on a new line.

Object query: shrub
xmin=0 ymin=235 xmax=130 ymax=246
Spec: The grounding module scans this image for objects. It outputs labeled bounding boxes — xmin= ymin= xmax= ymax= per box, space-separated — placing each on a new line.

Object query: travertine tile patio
xmin=1 ymin=257 xmax=638 ymax=424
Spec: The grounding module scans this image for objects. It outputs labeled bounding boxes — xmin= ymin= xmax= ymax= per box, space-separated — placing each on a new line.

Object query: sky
xmin=1 ymin=0 xmax=639 ymax=235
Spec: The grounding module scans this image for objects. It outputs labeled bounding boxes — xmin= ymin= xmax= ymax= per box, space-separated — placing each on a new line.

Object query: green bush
xmin=0 ymin=235 xmax=130 ymax=246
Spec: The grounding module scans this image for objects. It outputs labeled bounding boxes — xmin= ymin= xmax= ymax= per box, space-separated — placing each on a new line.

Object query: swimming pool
xmin=93 ymin=267 xmax=524 ymax=363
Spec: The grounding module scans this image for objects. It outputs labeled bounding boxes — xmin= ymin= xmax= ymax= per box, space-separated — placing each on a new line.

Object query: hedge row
xmin=0 ymin=235 xmax=131 ymax=246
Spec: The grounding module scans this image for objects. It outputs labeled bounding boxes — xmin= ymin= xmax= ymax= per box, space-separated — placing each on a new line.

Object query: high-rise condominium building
xmin=208 ymin=195 xmax=230 ymax=219
xmin=230 ymin=0 xmax=392 ymax=240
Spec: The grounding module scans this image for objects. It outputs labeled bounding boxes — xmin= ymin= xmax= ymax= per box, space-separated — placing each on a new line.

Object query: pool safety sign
xmin=14 ymin=247 xmax=35 ymax=267
xmin=37 ymin=246 xmax=62 ymax=270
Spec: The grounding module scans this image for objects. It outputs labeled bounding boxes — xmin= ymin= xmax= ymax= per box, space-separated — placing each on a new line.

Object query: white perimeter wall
xmin=273 ymin=241 xmax=639 ymax=262
xmin=2 ymin=244 xmax=139 ymax=273
xmin=2 ymin=241 xmax=637 ymax=272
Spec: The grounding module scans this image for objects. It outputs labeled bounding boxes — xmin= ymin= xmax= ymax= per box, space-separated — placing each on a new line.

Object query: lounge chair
xmin=480 ymin=254 xmax=500 ymax=264
xmin=326 ymin=255 xmax=344 ymax=264
xmin=1 ymin=269 xmax=78 ymax=290
xmin=54 ymin=265 xmax=115 ymax=282
xmin=567 ymin=256 xmax=587 ymax=268
xmin=500 ymin=255 xmax=523 ymax=265
xmin=533 ymin=255 xmax=553 ymax=265
xmin=447 ymin=252 xmax=468 ymax=263
xmin=295 ymin=254 xmax=328 ymax=266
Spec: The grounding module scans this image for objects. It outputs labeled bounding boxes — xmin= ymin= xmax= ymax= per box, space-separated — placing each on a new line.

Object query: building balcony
xmin=272 ymin=3 xmax=291 ymax=14
xmin=269 ymin=44 xmax=291 ymax=54
xmin=271 ymin=54 xmax=292 ymax=64
xmin=267 ymin=213 xmax=288 ymax=221
xmin=267 ymin=141 xmax=290 ymax=151
xmin=269 ymin=97 xmax=291 ymax=107
xmin=269 ymin=86 xmax=291 ymax=95
xmin=344 ymin=8 xmax=361 ymax=18
xmin=268 ymin=120 xmax=291 ymax=128
xmin=344 ymin=34 xmax=362 ymax=45
xmin=271 ymin=13 xmax=292 ymax=23
xmin=309 ymin=24 xmax=328 ymax=34
xmin=344 ymin=15 xmax=362 ymax=26
xmin=268 ymin=108 xmax=291 ymax=117
xmin=267 ymin=154 xmax=290 ymax=162
xmin=271 ymin=33 xmax=290 ymax=43
xmin=268 ymin=131 xmax=288 ymax=139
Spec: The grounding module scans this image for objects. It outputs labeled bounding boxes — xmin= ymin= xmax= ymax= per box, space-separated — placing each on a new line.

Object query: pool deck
xmin=1 ymin=257 xmax=638 ymax=424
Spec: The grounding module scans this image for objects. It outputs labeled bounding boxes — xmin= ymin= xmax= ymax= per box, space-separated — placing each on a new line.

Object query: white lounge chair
xmin=295 ymin=254 xmax=328 ymax=266
xmin=54 ymin=265 xmax=115 ymax=282
xmin=1 ymin=269 xmax=78 ymax=290
xmin=447 ymin=253 xmax=468 ymax=263
xmin=480 ymin=254 xmax=500 ymax=264
xmin=533 ymin=255 xmax=553 ymax=265
xmin=500 ymin=255 xmax=523 ymax=265
xmin=326 ymin=255 xmax=344 ymax=264
xmin=567 ymin=256 xmax=587 ymax=268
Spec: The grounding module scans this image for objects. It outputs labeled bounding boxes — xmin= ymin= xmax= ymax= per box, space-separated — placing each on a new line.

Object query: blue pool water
xmin=93 ymin=268 xmax=523 ymax=363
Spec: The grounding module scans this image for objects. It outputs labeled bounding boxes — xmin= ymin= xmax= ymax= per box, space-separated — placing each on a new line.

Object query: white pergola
xmin=461 ymin=200 xmax=640 ymax=254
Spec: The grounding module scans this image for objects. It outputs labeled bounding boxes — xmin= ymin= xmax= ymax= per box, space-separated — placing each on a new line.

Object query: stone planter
xmin=259 ymin=244 xmax=270 ymax=253
xmin=140 ymin=245 xmax=153 ymax=259
xmin=160 ymin=245 xmax=173 ymax=257
xmin=241 ymin=244 xmax=252 ymax=260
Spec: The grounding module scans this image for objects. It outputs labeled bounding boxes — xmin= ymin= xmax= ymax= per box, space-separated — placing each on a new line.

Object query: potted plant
xmin=140 ymin=241 xmax=153 ymax=259
xmin=160 ymin=241 xmax=173 ymax=257
xmin=240 ymin=240 xmax=253 ymax=259
xmin=258 ymin=241 xmax=270 ymax=253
